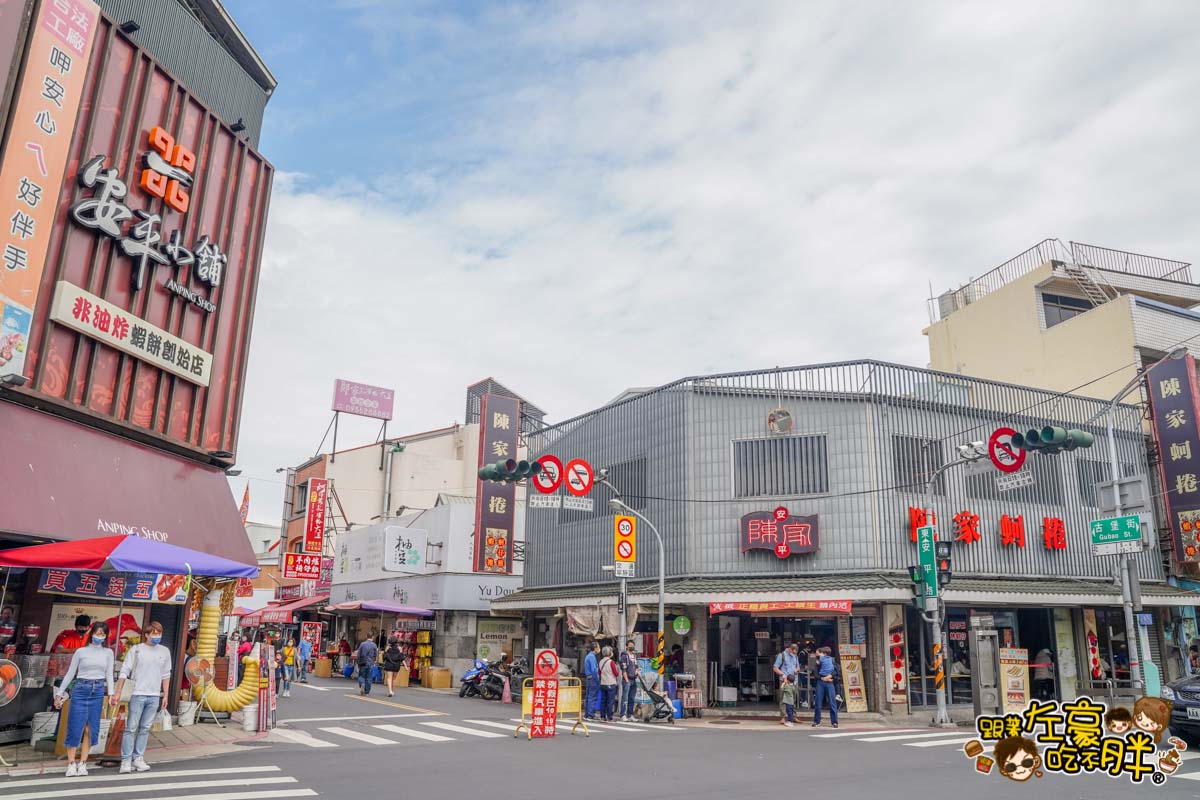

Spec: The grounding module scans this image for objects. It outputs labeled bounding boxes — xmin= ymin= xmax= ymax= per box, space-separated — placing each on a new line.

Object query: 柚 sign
xmin=383 ymin=527 xmax=427 ymax=573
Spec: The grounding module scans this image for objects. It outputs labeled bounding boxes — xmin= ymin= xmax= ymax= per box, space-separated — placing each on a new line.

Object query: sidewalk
xmin=0 ymin=720 xmax=265 ymax=778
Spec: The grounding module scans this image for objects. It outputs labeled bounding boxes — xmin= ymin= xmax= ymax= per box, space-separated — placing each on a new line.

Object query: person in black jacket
xmin=382 ymin=636 xmax=406 ymax=697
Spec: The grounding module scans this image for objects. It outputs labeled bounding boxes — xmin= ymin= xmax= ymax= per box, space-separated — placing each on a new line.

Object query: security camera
xmin=598 ymin=468 xmax=610 ymax=481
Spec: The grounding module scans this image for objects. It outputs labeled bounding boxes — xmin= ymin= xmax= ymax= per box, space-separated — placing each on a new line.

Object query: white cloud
xmin=232 ymin=1 xmax=1200 ymax=519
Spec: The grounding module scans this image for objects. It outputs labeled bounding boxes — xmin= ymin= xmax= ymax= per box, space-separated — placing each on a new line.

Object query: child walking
xmin=780 ymin=674 xmax=798 ymax=727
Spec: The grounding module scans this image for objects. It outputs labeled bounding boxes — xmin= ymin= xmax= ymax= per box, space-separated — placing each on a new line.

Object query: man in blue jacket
xmin=583 ymin=642 xmax=601 ymax=720
xmin=297 ymin=636 xmax=313 ymax=683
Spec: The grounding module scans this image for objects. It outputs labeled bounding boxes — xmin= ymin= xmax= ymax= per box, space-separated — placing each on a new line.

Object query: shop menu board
xmin=38 ymin=570 xmax=188 ymax=604
xmin=999 ymin=647 xmax=1030 ymax=714
xmin=841 ymin=656 xmax=868 ymax=713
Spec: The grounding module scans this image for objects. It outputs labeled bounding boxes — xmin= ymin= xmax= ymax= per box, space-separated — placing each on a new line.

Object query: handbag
xmin=118 ymin=645 xmax=138 ymax=703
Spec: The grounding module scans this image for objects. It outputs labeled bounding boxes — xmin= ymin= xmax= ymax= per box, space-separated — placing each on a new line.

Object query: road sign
xmin=917 ymin=525 xmax=937 ymax=599
xmin=528 ymin=495 xmax=562 ymax=510
xmin=614 ymin=515 xmax=637 ymax=564
xmin=614 ymin=563 xmax=634 ymax=578
xmin=533 ymin=455 xmax=563 ymax=494
xmin=995 ymin=470 xmax=1035 ymax=492
xmin=562 ymin=496 xmax=594 ymax=512
xmin=534 ymin=648 xmax=560 ymax=679
xmin=565 ymin=458 xmax=594 ymax=496
xmin=1090 ymin=514 xmax=1145 ymax=556
xmin=988 ymin=427 xmax=1026 ymax=474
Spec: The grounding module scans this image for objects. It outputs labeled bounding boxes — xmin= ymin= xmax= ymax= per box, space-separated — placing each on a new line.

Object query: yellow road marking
xmin=342 ymin=693 xmax=447 ymax=715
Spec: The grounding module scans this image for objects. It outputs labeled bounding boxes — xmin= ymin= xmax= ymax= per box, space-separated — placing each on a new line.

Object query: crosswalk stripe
xmin=127 ymin=792 xmax=315 ymax=800
xmin=1172 ymin=771 xmax=1200 ymax=781
xmin=606 ymin=720 xmax=671 ymax=731
xmin=283 ymin=713 xmax=436 ymax=723
xmin=6 ymin=777 xmax=296 ymax=800
xmin=372 ymin=724 xmax=456 ymax=742
xmin=905 ymin=737 xmax=990 ymax=749
xmin=812 ymin=728 xmax=926 ymax=738
xmin=0 ymin=767 xmax=283 ymax=789
xmin=293 ymin=683 xmax=331 ymax=692
xmin=274 ymin=728 xmax=338 ymax=748
xmin=421 ymin=721 xmax=507 ymax=738
xmin=319 ymin=725 xmax=397 ymax=745
xmin=855 ymin=731 xmax=970 ymax=743
xmin=463 ymin=719 xmax=522 ymax=733
xmin=508 ymin=718 xmax=610 ymax=732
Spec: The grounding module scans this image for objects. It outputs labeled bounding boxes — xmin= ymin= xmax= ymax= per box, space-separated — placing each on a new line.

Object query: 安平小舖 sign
xmin=302 ymin=478 xmax=328 ymax=555
xmin=739 ymin=510 xmax=819 ymax=559
xmin=0 ymin=0 xmax=99 ymax=381
xmin=48 ymin=282 xmax=212 ymax=386
xmin=987 ymin=427 xmax=1027 ymax=474
xmin=283 ymin=553 xmax=322 ymax=581
xmin=38 ymin=569 xmax=187 ymax=604
xmin=1147 ymin=354 xmax=1200 ymax=562
xmin=533 ymin=454 xmax=563 ymax=494
xmin=332 ymin=379 xmax=394 ymax=421
xmin=475 ymin=394 xmax=519 ymax=574
xmin=1089 ymin=514 xmax=1144 ymax=556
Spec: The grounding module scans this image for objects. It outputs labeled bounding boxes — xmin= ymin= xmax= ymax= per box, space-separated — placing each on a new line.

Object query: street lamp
xmin=604 ymin=492 xmax=666 ymax=669
xmin=1099 ymin=345 xmax=1187 ymax=692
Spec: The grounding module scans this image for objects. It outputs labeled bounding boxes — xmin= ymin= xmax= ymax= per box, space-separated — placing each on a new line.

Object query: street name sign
xmin=1090 ymin=514 xmax=1144 ymax=556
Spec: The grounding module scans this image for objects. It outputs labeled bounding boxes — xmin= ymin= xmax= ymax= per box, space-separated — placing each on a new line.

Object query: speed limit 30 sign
xmin=614 ymin=515 xmax=637 ymax=563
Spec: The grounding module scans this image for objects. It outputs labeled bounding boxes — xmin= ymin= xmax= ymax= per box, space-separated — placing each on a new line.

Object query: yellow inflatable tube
xmin=193 ymin=588 xmax=260 ymax=710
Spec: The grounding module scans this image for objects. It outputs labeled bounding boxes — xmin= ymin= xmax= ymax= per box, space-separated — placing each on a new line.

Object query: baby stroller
xmin=638 ymin=674 xmax=676 ymax=724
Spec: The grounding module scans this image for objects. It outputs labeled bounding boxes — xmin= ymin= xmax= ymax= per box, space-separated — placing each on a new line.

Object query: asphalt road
xmin=5 ymin=675 xmax=1199 ymax=799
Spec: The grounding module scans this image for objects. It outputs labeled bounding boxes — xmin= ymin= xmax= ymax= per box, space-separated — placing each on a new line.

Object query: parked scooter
xmin=459 ymin=658 xmax=489 ymax=698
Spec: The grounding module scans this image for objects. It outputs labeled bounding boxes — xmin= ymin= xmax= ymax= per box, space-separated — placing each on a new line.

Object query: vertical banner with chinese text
xmin=303 ymin=478 xmax=328 ymax=554
xmin=474 ymin=394 xmax=519 ymax=574
xmin=1147 ymin=354 xmax=1200 ymax=563
xmin=0 ymin=0 xmax=99 ymax=379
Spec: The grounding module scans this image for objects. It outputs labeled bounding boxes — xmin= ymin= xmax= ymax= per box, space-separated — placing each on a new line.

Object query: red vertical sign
xmin=474 ymin=394 xmax=519 ymax=573
xmin=530 ymin=649 xmax=559 ymax=738
xmin=303 ymin=478 xmax=328 ymax=554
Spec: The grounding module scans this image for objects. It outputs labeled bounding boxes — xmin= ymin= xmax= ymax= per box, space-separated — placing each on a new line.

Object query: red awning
xmin=0 ymin=401 xmax=254 ymax=565
xmin=240 ymin=595 xmax=328 ymax=626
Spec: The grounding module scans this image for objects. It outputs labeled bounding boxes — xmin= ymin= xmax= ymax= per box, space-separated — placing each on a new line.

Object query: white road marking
xmin=905 ymin=736 xmax=991 ymax=749
xmin=273 ymin=728 xmax=338 ymax=748
xmin=372 ymin=724 xmax=455 ymax=742
xmin=132 ymin=793 xmax=316 ymax=800
xmin=854 ymin=731 xmax=972 ymax=743
xmin=283 ymin=713 xmax=436 ymax=723
xmin=319 ymin=725 xmax=397 ymax=745
xmin=463 ymin=719 xmax=523 ymax=733
xmin=812 ymin=728 xmax=926 ymax=738
xmin=6 ymin=777 xmax=296 ymax=800
xmin=0 ymin=767 xmax=282 ymax=789
xmin=607 ymin=720 xmax=677 ymax=731
xmin=421 ymin=721 xmax=507 ymax=738
xmin=292 ymin=683 xmax=331 ymax=692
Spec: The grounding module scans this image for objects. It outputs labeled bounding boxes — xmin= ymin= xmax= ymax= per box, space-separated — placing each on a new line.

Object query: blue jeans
xmin=298 ymin=660 xmax=309 ymax=682
xmin=121 ymin=695 xmax=159 ymax=761
xmin=283 ymin=664 xmax=294 ymax=691
xmin=65 ymin=679 xmax=105 ymax=747
xmin=358 ymin=666 xmax=372 ymax=694
xmin=584 ymin=677 xmax=599 ymax=718
xmin=813 ymin=680 xmax=838 ymax=725
xmin=621 ymin=680 xmax=637 ymax=718
xmin=599 ymin=685 xmax=616 ymax=721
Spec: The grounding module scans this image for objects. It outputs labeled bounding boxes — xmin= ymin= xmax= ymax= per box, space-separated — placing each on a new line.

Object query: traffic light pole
xmin=1106 ymin=387 xmax=1143 ymax=692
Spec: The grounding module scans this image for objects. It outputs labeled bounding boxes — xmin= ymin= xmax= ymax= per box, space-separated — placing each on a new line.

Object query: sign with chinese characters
xmin=995 ymin=470 xmax=1034 ymax=492
xmin=300 ymin=621 xmax=322 ymax=656
xmin=316 ymin=556 xmax=334 ymax=591
xmin=331 ymin=379 xmax=394 ymax=421
xmin=709 ymin=601 xmax=853 ymax=614
xmin=302 ymin=478 xmax=328 ymax=555
xmin=48 ymin=281 xmax=212 ymax=386
xmin=739 ymin=509 xmax=819 ymax=559
xmin=917 ymin=525 xmax=937 ymax=598
xmin=529 ymin=649 xmax=559 ymax=739
xmin=476 ymin=619 xmax=522 ymax=663
xmin=528 ymin=495 xmax=561 ymax=509
xmin=1089 ymin=514 xmax=1144 ymax=556
xmin=0 ymin=0 xmax=98 ymax=380
xmin=474 ymin=394 xmax=518 ymax=574
xmin=998 ymin=647 xmax=1029 ymax=714
xmin=1147 ymin=354 xmax=1200 ymax=563
xmin=283 ymin=552 xmax=322 ymax=581
xmin=37 ymin=569 xmax=187 ymax=604
xmin=274 ymin=584 xmax=302 ymax=601
xmin=235 ymin=577 xmax=254 ymax=598
xmin=383 ymin=527 xmax=427 ymax=572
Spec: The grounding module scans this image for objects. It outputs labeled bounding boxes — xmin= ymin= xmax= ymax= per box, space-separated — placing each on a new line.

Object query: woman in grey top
xmin=54 ymin=620 xmax=114 ymax=776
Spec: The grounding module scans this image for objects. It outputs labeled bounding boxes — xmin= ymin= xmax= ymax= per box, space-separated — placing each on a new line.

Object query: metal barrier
xmin=514 ymin=677 xmax=589 ymax=739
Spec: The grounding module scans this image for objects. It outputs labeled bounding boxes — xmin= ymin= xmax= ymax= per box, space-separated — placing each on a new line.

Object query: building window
xmin=294 ymin=480 xmax=308 ymax=515
xmin=732 ymin=435 xmax=829 ymax=499
xmin=892 ymin=436 xmax=945 ymax=495
xmin=1043 ymin=293 xmax=1093 ymax=328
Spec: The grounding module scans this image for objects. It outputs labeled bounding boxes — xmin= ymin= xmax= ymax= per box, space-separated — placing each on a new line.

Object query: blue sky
xmin=221 ymin=2 xmax=1200 ymax=522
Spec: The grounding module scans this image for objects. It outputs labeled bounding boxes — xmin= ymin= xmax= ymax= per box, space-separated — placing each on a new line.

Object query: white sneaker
xmin=119 ymin=760 xmax=132 ymax=774
xmin=77 ymin=762 xmax=88 ymax=776
xmin=785 ymin=722 xmax=795 ymax=727
xmin=133 ymin=758 xmax=151 ymax=772
xmin=65 ymin=762 xmax=78 ymax=777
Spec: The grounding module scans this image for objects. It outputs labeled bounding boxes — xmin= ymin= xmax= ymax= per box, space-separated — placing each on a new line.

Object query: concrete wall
xmin=925 ymin=264 xmax=1141 ymax=402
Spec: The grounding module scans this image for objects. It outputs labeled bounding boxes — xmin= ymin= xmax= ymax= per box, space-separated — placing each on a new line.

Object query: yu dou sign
xmin=1147 ymin=354 xmax=1200 ymax=562
xmin=739 ymin=507 xmax=819 ymax=559
xmin=474 ymin=394 xmax=519 ymax=574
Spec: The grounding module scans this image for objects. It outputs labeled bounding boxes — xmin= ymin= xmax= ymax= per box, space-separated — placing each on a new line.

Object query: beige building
xmin=925 ymin=240 xmax=1200 ymax=401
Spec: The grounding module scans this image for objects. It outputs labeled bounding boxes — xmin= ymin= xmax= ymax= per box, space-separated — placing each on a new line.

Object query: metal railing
xmin=1070 ymin=242 xmax=1192 ymax=283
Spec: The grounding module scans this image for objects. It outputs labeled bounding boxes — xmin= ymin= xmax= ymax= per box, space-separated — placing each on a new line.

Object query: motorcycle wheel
xmin=459 ymin=683 xmax=469 ymax=697
xmin=479 ymin=685 xmax=497 ymax=701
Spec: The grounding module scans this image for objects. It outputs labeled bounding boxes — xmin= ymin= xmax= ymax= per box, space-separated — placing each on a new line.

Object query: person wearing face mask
xmin=55 ymin=621 xmax=114 ymax=777
xmin=52 ymin=614 xmax=92 ymax=654
xmin=111 ymin=620 xmax=172 ymax=774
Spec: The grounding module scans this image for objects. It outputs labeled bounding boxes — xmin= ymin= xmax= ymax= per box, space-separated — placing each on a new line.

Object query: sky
xmin=221 ymin=0 xmax=1200 ymax=523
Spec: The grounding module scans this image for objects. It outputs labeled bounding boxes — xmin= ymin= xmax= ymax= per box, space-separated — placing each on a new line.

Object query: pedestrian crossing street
xmin=272 ymin=716 xmax=684 ymax=748
xmin=0 ymin=765 xmax=317 ymax=800
xmin=806 ymin=727 xmax=1200 ymax=780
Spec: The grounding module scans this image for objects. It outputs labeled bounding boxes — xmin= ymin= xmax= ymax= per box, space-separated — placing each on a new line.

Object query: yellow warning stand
xmin=514 ymin=677 xmax=588 ymax=739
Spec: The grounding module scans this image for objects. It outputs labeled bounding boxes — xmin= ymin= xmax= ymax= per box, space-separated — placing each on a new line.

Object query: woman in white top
xmin=55 ymin=620 xmax=114 ymax=776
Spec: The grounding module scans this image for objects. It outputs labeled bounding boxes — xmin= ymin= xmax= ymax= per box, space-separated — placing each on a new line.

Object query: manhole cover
xmin=709 ymin=719 xmax=740 ymax=725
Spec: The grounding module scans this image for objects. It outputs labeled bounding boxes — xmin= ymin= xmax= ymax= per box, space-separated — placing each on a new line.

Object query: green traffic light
xmin=478 ymin=463 xmax=500 ymax=481
xmin=1067 ymin=429 xmax=1095 ymax=448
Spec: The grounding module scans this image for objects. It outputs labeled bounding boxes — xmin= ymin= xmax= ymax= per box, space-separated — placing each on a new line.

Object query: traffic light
xmin=478 ymin=458 xmax=542 ymax=483
xmin=935 ymin=541 xmax=952 ymax=588
xmin=1010 ymin=425 xmax=1095 ymax=455
xmin=907 ymin=565 xmax=925 ymax=609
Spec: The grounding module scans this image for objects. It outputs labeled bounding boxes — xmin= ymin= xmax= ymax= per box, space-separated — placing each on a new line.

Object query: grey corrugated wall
xmin=97 ymin=0 xmax=268 ymax=145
